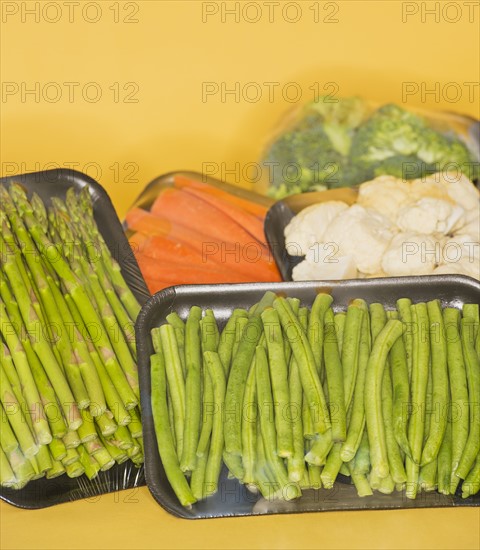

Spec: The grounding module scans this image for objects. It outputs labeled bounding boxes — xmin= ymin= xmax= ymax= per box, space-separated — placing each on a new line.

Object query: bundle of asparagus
xmin=0 ymin=183 xmax=144 ymax=489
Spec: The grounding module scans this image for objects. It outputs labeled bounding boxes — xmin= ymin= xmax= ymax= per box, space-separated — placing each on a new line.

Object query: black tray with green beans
xmin=0 ymin=169 xmax=150 ymax=508
xmin=137 ymin=276 xmax=480 ymax=519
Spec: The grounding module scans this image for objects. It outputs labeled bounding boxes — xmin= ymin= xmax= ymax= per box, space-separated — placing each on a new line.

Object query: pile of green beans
xmin=149 ymin=293 xmax=480 ymax=508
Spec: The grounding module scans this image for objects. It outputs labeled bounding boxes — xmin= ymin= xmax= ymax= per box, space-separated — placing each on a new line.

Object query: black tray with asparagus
xmin=137 ymin=277 xmax=479 ymax=519
xmin=0 ymin=169 xmax=149 ymax=507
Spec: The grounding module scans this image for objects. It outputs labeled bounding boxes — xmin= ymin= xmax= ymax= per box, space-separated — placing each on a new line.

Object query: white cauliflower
xmin=357 ymin=176 xmax=411 ymax=223
xmin=443 ymin=173 xmax=480 ymax=212
xmin=439 ymin=234 xmax=480 ymax=280
xmin=396 ymin=198 xmax=465 ymax=235
xmin=381 ymin=232 xmax=440 ymax=276
xmin=323 ymin=204 xmax=394 ymax=274
xmin=284 ymin=201 xmax=349 ymax=256
xmin=454 ymin=208 xmax=480 ymax=241
xmin=292 ymin=245 xmax=357 ymax=281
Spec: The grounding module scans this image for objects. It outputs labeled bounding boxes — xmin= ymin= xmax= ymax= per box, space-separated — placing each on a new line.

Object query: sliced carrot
xmin=181 ymin=187 xmax=266 ymax=243
xmin=174 ymin=174 xmax=268 ymax=218
xmin=134 ymin=253 xmax=254 ymax=284
xmin=126 ymin=207 xmax=213 ymax=252
xmin=151 ymin=188 xmax=268 ymax=254
xmin=129 ymin=232 xmax=207 ymax=265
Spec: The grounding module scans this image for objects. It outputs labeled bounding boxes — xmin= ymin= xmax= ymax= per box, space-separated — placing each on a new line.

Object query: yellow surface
xmin=1 ymin=1 xmax=479 ymax=548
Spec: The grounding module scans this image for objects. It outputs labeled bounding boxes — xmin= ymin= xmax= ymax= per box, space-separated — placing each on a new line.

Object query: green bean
xmin=159 ymin=324 xmax=186 ymax=459
xmin=196 ymin=313 xmax=219 ymax=458
xmin=397 ymin=298 xmax=414 ymax=382
xmin=461 ymin=453 xmax=480 ymax=498
xmin=305 ymin=429 xmax=333 ymax=466
xmin=255 ymin=429 xmax=279 ymax=499
xmin=456 ymin=317 xmax=480 ymax=479
xmin=353 ymin=430 xmax=371 ymax=475
xmin=323 ymin=308 xmax=347 ymax=442
xmin=308 ymin=293 xmax=333 ymax=377
xmin=348 ymin=462 xmax=373 ymax=497
xmin=377 ymin=473 xmax=395 ymax=494
xmin=389 ymin=319 xmax=412 ymax=459
xmin=437 ymin=418 xmax=452 ymax=495
xmin=365 ymin=318 xmax=403 ymax=479
xmin=405 ymin=303 xmax=430 ymax=499
xmin=463 ymin=303 xmax=479 ymax=337
xmin=342 ymin=302 xmax=365 ymax=410
xmin=166 ymin=312 xmax=186 ymax=377
xmin=320 ymin=442 xmax=343 ymax=489
xmin=232 ymin=316 xmax=249 ymax=359
xmin=287 ymin=358 xmax=305 ymax=482
xmin=302 ymin=400 xmax=315 ymax=440
xmin=273 ymin=297 xmax=330 ymax=435
xmin=421 ymin=300 xmax=449 ymax=465
xmin=190 ymin=442 xmax=209 ymax=500
xmin=180 ymin=306 xmax=202 ymax=473
xmin=255 ymin=345 xmax=300 ymax=500
xmin=419 ymin=458 xmax=437 ymax=492
xmin=341 ymin=301 xmax=370 ymax=461
xmin=241 ymin=360 xmax=257 ymax=485
xmin=223 ymin=451 xmax=245 ymax=481
xmin=218 ymin=309 xmax=248 ymax=376
xmin=382 ymin=365 xmax=407 ymax=484
xmin=334 ymin=312 xmax=346 ymax=357
xmin=298 ymin=307 xmax=314 ymax=441
xmin=308 ymin=459 xmax=322 ymax=489
xmin=443 ymin=308 xmax=469 ymax=492
xmin=285 ymin=298 xmax=300 ymax=365
xmin=150 ymin=352 xmax=196 ymax=508
xmin=203 ymin=351 xmax=226 ymax=497
xmin=224 ymin=293 xmax=276 ymax=458
xmin=262 ymin=308 xmax=293 ymax=457
xmin=299 ymin=468 xmax=311 ymax=490
xmin=369 ymin=303 xmax=387 ymax=342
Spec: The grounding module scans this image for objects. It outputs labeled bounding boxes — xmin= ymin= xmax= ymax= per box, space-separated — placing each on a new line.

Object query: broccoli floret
xmin=349 ymin=104 xmax=427 ymax=164
xmin=310 ymin=96 xmax=366 ymax=156
xmin=349 ymin=103 xmax=479 ymax=183
xmin=262 ymin=97 xmax=367 ymax=197
xmin=262 ymin=111 xmax=345 ymax=197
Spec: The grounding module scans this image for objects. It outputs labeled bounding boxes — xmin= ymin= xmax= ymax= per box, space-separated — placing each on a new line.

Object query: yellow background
xmin=1 ymin=1 xmax=479 ymax=548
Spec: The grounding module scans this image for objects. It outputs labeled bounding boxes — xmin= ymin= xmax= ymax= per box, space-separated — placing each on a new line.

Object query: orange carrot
xmin=129 ymin=232 xmax=208 ymax=265
xmin=134 ymin=253 xmax=254 ymax=284
xmin=126 ymin=207 xmax=214 ymax=252
xmin=181 ymin=187 xmax=266 ymax=243
xmin=151 ymin=188 xmax=268 ymax=254
xmin=174 ymin=174 xmax=268 ymax=218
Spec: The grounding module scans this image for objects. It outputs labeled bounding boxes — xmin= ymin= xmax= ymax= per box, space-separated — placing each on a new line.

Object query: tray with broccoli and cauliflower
xmin=264 ymin=172 xmax=480 ymax=282
xmin=261 ymin=96 xmax=479 ymax=282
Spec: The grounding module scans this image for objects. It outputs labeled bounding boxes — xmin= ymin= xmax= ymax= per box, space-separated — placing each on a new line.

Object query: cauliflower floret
xmin=442 ymin=173 xmax=480 ymax=212
xmin=381 ymin=232 xmax=440 ymax=276
xmin=292 ymin=245 xmax=357 ymax=281
xmin=455 ymin=208 xmax=480 ymax=241
xmin=357 ymin=176 xmax=411 ymax=223
xmin=284 ymin=201 xmax=349 ymax=256
xmin=396 ymin=198 xmax=465 ymax=235
xmin=439 ymin=234 xmax=480 ymax=280
xmin=323 ymin=204 xmax=394 ymax=274
xmin=409 ymin=174 xmax=450 ymax=202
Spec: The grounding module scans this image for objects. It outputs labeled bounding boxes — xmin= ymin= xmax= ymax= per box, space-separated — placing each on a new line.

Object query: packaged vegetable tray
xmin=0 ymin=169 xmax=149 ymax=508
xmin=259 ymin=97 xmax=480 ymax=198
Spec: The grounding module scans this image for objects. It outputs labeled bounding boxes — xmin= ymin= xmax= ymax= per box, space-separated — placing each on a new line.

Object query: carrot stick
xmin=134 ymin=253 xmax=254 ymax=284
xmin=174 ymin=174 xmax=268 ymax=218
xmin=151 ymin=189 xmax=267 ymax=253
xmin=125 ymin=207 xmax=213 ymax=251
xmin=181 ymin=187 xmax=266 ymax=243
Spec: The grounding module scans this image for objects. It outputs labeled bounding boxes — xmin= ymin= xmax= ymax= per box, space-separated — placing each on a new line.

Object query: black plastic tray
xmin=136 ymin=275 xmax=480 ymax=519
xmin=0 ymin=169 xmax=150 ymax=508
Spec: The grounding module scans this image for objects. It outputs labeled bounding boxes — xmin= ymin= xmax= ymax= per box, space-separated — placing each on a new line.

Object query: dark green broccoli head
xmin=349 ymin=104 xmax=427 ymax=164
xmin=262 ymin=111 xmax=345 ymax=197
